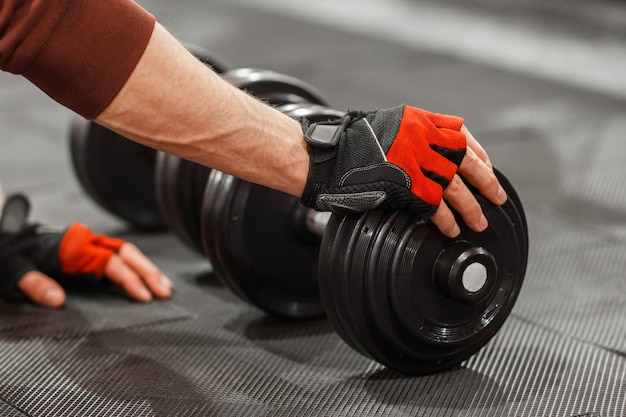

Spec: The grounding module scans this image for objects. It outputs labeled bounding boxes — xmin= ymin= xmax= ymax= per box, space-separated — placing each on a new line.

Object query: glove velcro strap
xmin=301 ymin=117 xmax=347 ymax=209
xmin=300 ymin=143 xmax=337 ymax=209
xmin=303 ymin=115 xmax=351 ymax=148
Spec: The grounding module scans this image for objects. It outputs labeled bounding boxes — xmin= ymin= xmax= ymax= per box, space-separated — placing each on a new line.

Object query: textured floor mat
xmin=0 ymin=1 xmax=625 ymax=416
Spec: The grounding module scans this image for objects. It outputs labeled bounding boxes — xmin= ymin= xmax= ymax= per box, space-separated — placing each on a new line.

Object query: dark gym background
xmin=1 ymin=0 xmax=625 ymax=416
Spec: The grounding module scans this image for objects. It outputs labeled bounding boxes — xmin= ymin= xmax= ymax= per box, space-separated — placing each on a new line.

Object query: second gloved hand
xmin=0 ymin=194 xmax=172 ymax=307
xmin=300 ymin=105 xmax=466 ymax=219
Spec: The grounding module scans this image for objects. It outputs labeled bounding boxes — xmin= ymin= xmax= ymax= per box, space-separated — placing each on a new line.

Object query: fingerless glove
xmin=0 ymin=194 xmax=125 ymax=299
xmin=301 ymin=105 xmax=466 ymax=218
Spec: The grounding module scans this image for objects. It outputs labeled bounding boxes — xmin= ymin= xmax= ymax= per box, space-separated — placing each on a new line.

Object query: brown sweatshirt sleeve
xmin=0 ymin=0 xmax=155 ymax=119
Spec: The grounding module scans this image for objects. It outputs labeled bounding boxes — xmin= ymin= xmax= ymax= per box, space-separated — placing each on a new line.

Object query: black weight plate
xmin=69 ymin=118 xmax=165 ymax=230
xmin=200 ymin=169 xmax=240 ymax=295
xmin=200 ymin=170 xmax=325 ymax=319
xmin=318 ymin=168 xmax=528 ymax=374
xmin=222 ymin=68 xmax=327 ymax=106
xmin=199 ymin=104 xmax=342 ymax=319
xmin=495 ymin=169 xmax=529 ymax=277
xmin=155 ymin=152 xmax=211 ymax=254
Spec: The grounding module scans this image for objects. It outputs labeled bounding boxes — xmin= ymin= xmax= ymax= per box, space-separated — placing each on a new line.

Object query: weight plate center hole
xmin=462 ymin=262 xmax=488 ymax=293
xmin=435 ymin=242 xmax=497 ymax=304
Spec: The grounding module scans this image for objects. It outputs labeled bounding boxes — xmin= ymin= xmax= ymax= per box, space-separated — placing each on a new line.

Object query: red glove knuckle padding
xmin=58 ymin=223 xmax=125 ymax=277
xmin=300 ymin=104 xmax=467 ymax=215
xmin=386 ymin=106 xmax=466 ymax=206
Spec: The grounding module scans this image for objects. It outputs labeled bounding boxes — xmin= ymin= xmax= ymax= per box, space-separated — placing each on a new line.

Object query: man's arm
xmin=97 ymin=24 xmax=505 ymax=237
xmin=97 ymin=24 xmax=310 ymax=201
xmin=1 ymin=0 xmax=504 ymax=237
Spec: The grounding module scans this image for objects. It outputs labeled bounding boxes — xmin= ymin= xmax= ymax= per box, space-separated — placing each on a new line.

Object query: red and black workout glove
xmin=0 ymin=194 xmax=125 ymax=300
xmin=300 ymin=105 xmax=466 ymax=218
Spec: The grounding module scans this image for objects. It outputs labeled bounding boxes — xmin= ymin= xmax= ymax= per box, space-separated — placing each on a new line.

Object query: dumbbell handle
xmin=291 ymin=204 xmax=331 ymax=241
xmin=304 ymin=209 xmax=331 ymax=237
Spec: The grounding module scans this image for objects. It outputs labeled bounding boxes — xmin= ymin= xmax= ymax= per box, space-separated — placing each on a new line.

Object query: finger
xmin=104 ymin=254 xmax=153 ymax=302
xmin=118 ymin=243 xmax=172 ymax=299
xmin=461 ymin=125 xmax=492 ymax=169
xmin=17 ymin=271 xmax=66 ymax=308
xmin=458 ymin=145 xmax=507 ymax=206
xmin=430 ymin=200 xmax=461 ymax=238
xmin=443 ymin=174 xmax=488 ymax=233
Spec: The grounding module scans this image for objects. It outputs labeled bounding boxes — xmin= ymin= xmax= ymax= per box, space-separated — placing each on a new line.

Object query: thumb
xmin=18 ymin=271 xmax=66 ymax=308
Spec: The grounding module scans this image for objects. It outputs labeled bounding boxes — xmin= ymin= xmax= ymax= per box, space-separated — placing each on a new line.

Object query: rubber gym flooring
xmin=0 ymin=0 xmax=624 ymax=416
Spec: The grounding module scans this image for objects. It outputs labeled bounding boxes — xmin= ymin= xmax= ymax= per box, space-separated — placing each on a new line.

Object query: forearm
xmin=96 ymin=24 xmax=309 ymax=197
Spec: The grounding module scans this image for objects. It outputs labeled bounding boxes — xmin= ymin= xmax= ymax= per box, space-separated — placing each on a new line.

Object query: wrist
xmin=278 ymin=116 xmax=310 ymax=197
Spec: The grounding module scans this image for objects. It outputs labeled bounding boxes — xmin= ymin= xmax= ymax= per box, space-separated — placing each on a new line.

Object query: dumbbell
xmin=69 ymin=119 xmax=165 ymax=230
xmin=200 ymin=102 xmax=529 ymax=374
xmin=68 ymin=44 xmax=228 ymax=231
xmin=318 ymin=169 xmax=527 ymax=374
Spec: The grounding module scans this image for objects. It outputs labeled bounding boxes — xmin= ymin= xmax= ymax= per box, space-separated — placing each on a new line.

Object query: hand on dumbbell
xmin=0 ymin=195 xmax=172 ymax=308
xmin=200 ymin=101 xmax=528 ymax=372
xmin=300 ymin=105 xmax=507 ymax=237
